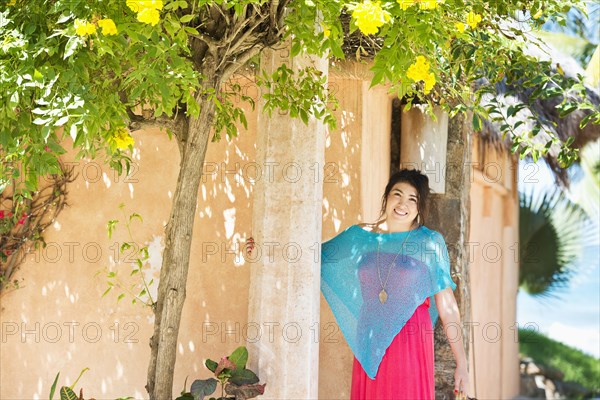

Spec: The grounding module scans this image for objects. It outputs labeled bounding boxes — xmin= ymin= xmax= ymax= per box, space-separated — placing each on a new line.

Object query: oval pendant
xmin=379 ymin=289 xmax=388 ymax=304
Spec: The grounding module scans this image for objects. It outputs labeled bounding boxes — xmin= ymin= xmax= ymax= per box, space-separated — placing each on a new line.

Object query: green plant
xmin=519 ymin=186 xmax=592 ymax=296
xmin=100 ymin=203 xmax=155 ymax=307
xmin=176 ymin=346 xmax=265 ymax=400
xmin=519 ymin=328 xmax=599 ymax=394
xmin=0 ymin=163 xmax=74 ymax=292
xmin=49 ymin=368 xmax=135 ymax=400
xmin=49 ymin=368 xmax=91 ymax=400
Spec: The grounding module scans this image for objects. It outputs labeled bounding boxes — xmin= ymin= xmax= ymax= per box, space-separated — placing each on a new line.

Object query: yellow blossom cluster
xmin=126 ymin=0 xmax=163 ymax=26
xmin=74 ymin=20 xmax=97 ymax=36
xmin=455 ymin=11 xmax=483 ymax=32
xmin=398 ymin=0 xmax=443 ymax=11
xmin=352 ymin=1 xmax=391 ymax=35
xmin=111 ymin=127 xmax=135 ymax=150
xmin=466 ymin=11 xmax=482 ymax=28
xmin=74 ymin=18 xmax=118 ymax=37
xmin=98 ymin=19 xmax=118 ymax=36
xmin=406 ymin=56 xmax=436 ymax=94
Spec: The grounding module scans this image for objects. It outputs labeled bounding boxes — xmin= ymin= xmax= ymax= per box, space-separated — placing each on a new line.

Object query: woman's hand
xmin=454 ymin=364 xmax=473 ymax=399
xmin=435 ymin=288 xmax=475 ymax=399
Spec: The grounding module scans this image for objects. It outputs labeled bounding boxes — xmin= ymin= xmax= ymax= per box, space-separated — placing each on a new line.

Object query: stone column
xmin=247 ymin=44 xmax=327 ymax=399
xmin=428 ymin=111 xmax=473 ymax=399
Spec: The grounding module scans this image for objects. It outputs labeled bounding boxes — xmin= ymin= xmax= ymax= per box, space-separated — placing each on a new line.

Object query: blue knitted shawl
xmin=321 ymin=224 xmax=456 ymax=379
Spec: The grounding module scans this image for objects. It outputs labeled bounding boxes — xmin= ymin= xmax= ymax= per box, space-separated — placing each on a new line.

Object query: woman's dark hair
xmin=378 ymin=169 xmax=430 ymax=226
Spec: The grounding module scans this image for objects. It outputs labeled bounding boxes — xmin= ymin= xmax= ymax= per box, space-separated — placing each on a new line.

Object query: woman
xmin=320 ymin=169 xmax=472 ymax=399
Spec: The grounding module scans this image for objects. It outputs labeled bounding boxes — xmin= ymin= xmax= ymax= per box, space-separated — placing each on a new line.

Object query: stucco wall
xmin=1 ymin=72 xmax=519 ymax=399
xmin=468 ymin=136 xmax=520 ymax=399
xmin=1 ymin=98 xmax=259 ymax=399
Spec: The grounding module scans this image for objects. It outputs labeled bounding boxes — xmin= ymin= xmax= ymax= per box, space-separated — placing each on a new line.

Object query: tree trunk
xmin=145 ymin=87 xmax=217 ymax=400
xmin=429 ymin=110 xmax=473 ymax=399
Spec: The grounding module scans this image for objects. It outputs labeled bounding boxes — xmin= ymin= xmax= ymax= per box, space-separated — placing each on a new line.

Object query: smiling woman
xmin=320 ymin=169 xmax=474 ymax=400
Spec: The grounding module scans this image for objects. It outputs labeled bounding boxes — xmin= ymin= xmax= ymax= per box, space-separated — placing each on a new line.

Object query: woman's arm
xmin=434 ymin=287 xmax=473 ymax=398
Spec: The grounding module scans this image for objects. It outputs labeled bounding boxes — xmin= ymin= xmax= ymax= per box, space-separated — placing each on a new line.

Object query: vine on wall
xmin=0 ymin=164 xmax=74 ymax=292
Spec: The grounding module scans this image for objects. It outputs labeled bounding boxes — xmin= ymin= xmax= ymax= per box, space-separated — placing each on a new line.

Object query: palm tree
xmin=519 ymin=188 xmax=586 ymax=296
xmin=519 ymin=139 xmax=599 ymax=296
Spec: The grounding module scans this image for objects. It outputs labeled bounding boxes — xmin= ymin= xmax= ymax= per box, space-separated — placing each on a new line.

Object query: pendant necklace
xmin=376 ymin=228 xmax=413 ymax=304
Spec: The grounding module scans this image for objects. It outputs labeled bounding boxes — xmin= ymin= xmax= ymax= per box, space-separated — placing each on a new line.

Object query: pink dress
xmin=350 ymin=298 xmax=435 ymax=400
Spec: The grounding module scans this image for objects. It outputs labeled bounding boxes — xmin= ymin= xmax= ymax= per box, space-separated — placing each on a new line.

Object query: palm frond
xmin=519 ymin=186 xmax=592 ymax=297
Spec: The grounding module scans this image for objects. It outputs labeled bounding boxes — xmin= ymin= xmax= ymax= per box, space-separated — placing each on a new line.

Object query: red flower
xmin=17 ymin=212 xmax=27 ymax=225
xmin=3 ymin=249 xmax=12 ymax=256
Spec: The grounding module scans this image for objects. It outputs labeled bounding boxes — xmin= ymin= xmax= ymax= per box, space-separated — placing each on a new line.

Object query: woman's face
xmin=384 ymin=181 xmax=419 ymax=228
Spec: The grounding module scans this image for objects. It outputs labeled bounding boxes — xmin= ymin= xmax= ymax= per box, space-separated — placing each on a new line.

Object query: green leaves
xmin=59 ymin=387 xmax=78 ymax=400
xmin=48 ymin=368 xmax=89 ymax=400
xmin=190 ymin=379 xmax=218 ymax=400
xmin=3 ymin=0 xmax=596 ymax=203
xmin=179 ymin=346 xmax=265 ymax=400
xmin=519 ymin=186 xmax=592 ymax=297
xmin=102 ymin=206 xmax=154 ymax=307
xmin=258 ymin=64 xmax=338 ymax=130
xmin=228 ymin=346 xmax=248 ymax=370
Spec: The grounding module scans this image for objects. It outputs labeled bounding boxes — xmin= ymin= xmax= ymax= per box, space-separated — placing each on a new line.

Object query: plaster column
xmin=247 ymin=44 xmax=327 ymax=399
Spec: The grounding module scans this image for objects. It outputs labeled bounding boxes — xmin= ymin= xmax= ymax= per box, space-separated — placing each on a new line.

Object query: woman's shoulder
xmin=419 ymin=225 xmax=447 ymax=243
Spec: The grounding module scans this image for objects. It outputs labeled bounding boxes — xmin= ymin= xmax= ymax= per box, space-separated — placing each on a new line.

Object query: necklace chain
xmin=376 ymin=228 xmax=413 ymax=304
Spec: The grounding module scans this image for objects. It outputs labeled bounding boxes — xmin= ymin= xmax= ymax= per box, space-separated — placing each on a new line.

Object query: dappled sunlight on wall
xmin=1 ymin=128 xmax=177 ymax=399
xmin=321 ymin=78 xmax=362 ymax=238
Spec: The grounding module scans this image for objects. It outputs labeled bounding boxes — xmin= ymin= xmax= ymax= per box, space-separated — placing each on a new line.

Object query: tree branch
xmin=187 ymin=31 xmax=219 ymax=52
xmin=220 ymin=45 xmax=263 ymax=85
xmin=225 ymin=13 xmax=269 ymax=59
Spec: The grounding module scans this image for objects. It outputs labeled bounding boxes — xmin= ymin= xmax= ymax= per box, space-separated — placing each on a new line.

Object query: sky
xmin=516 ymin=160 xmax=600 ymax=358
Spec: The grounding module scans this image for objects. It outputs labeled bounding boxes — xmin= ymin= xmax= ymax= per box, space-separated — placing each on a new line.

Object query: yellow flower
xmin=416 ymin=0 xmax=439 ymax=10
xmin=142 ymin=0 xmax=164 ymax=10
xmin=532 ymin=9 xmax=543 ymax=19
xmin=352 ymin=1 xmax=390 ymax=35
xmin=397 ymin=0 xmax=415 ymax=10
xmin=98 ymin=19 xmax=118 ymax=36
xmin=126 ymin=0 xmax=163 ymax=12
xmin=455 ymin=22 xmax=466 ymax=33
xmin=321 ymin=23 xmax=331 ymax=38
xmin=423 ymin=72 xmax=436 ymax=93
xmin=466 ymin=11 xmax=482 ymax=29
xmin=126 ymin=0 xmax=139 ymax=11
xmin=406 ymin=56 xmax=436 ymax=94
xmin=137 ymin=8 xmax=160 ymax=26
xmin=7 ymin=0 xmax=16 ymax=6
xmin=111 ymin=127 xmax=135 ymax=150
xmin=74 ymin=20 xmax=97 ymax=36
xmin=127 ymin=0 xmax=163 ymax=25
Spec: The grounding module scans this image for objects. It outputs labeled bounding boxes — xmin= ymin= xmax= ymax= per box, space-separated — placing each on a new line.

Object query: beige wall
xmin=468 ymin=136 xmax=520 ymax=399
xmin=0 ymin=69 xmax=519 ymax=399
xmin=1 ymin=97 xmax=258 ymax=399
